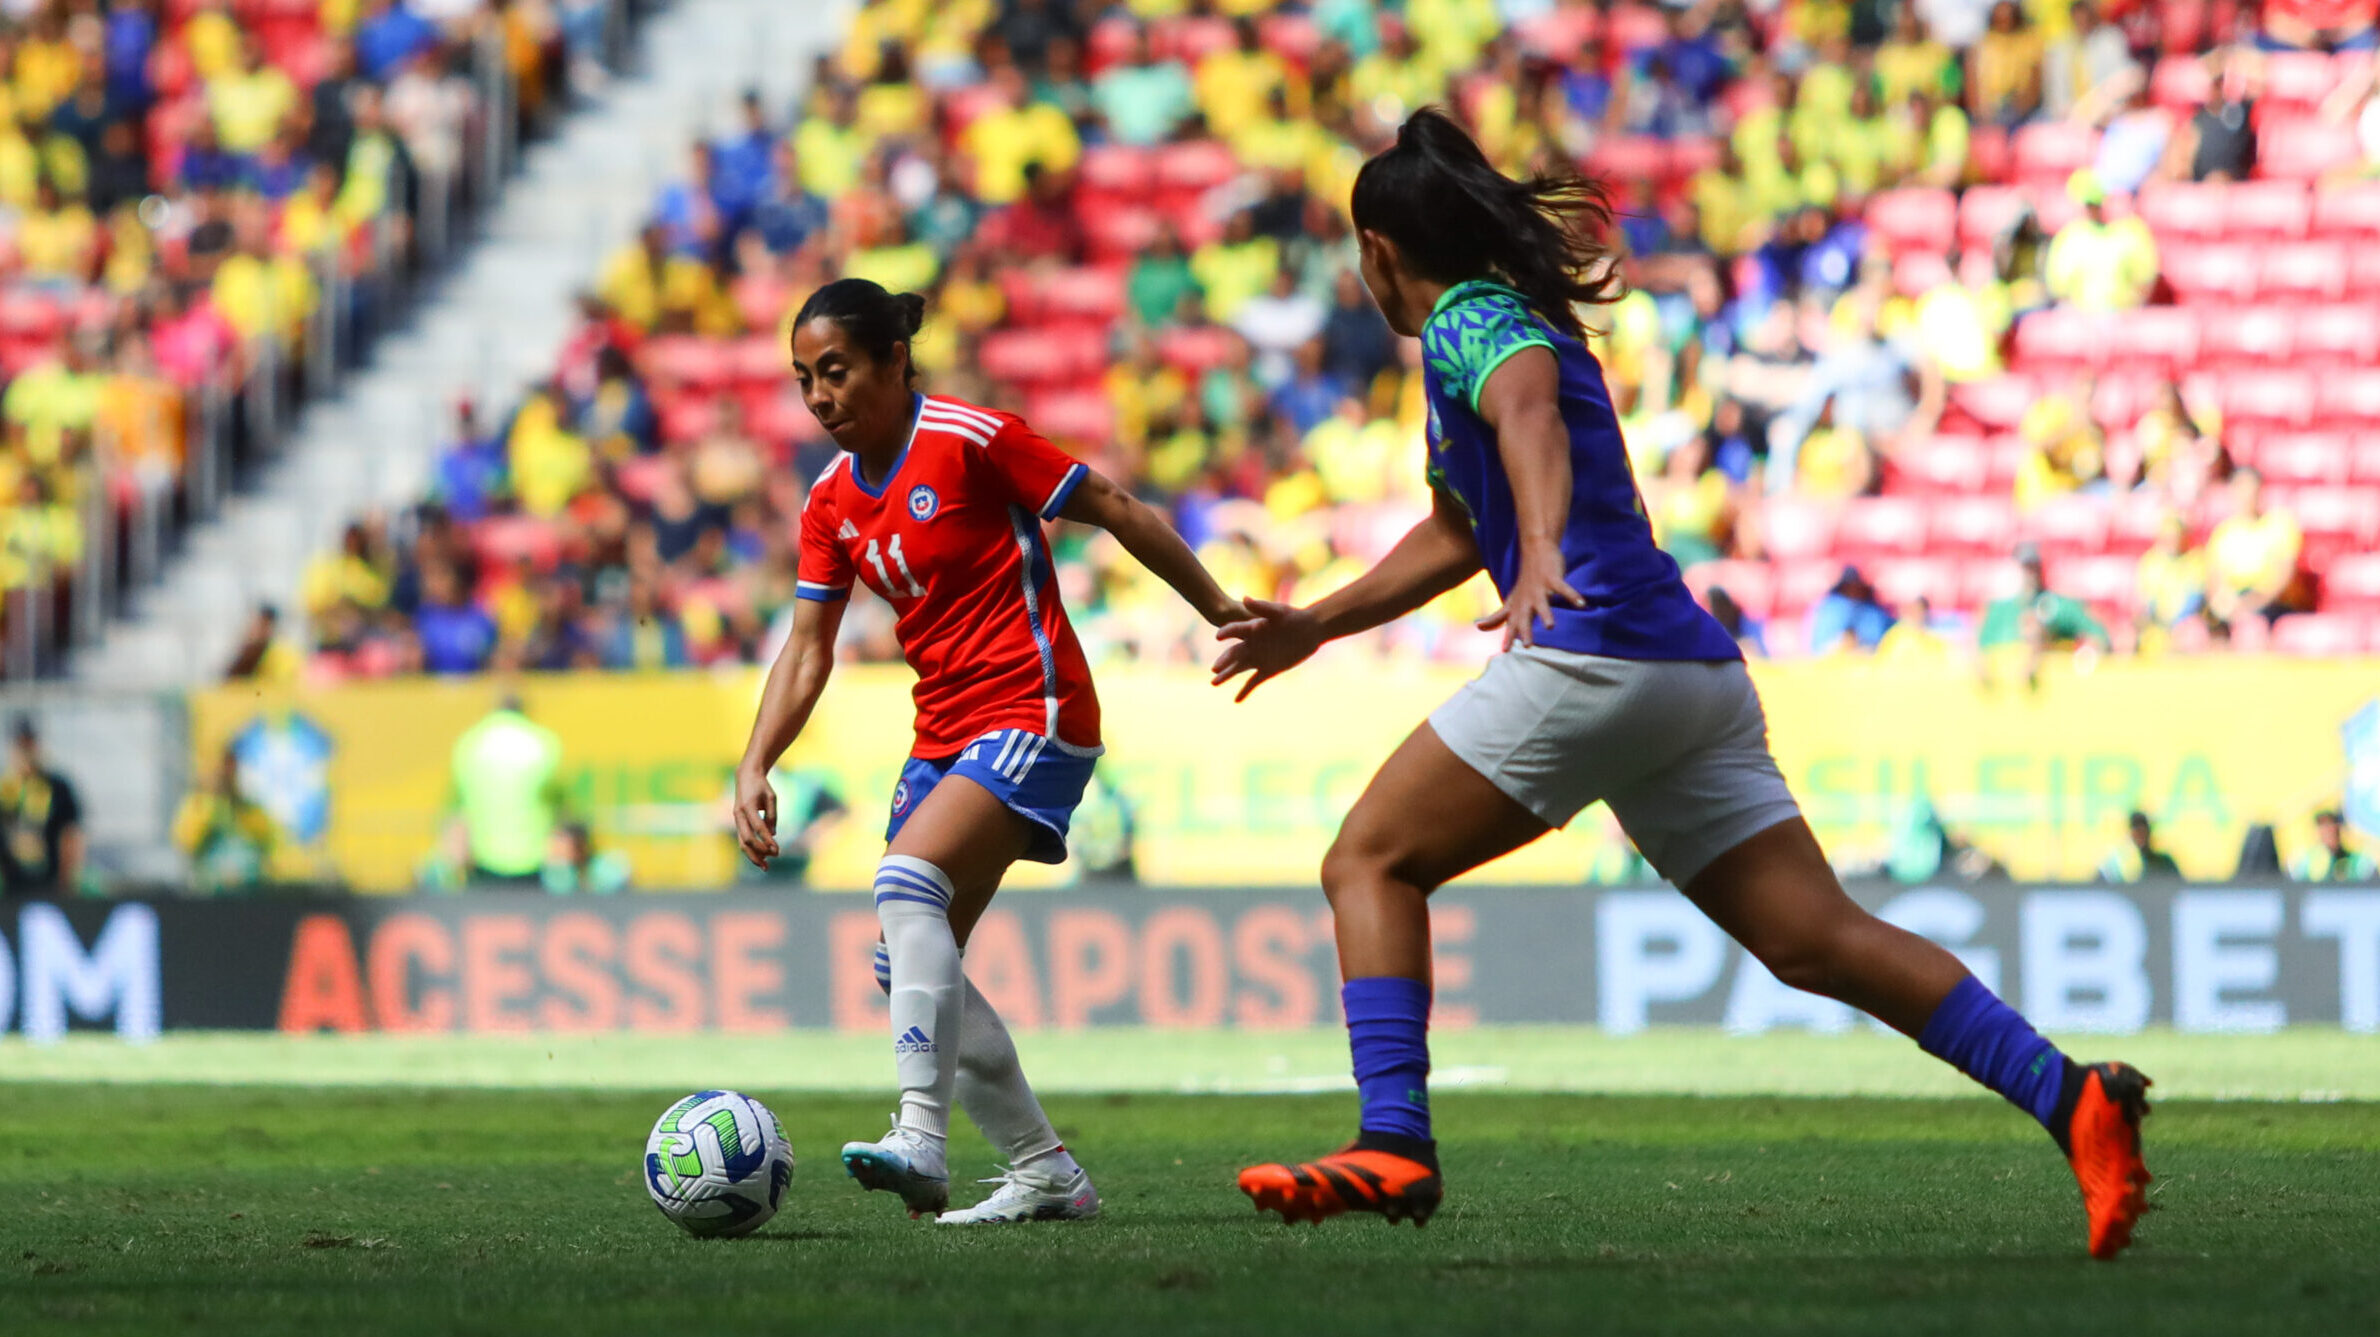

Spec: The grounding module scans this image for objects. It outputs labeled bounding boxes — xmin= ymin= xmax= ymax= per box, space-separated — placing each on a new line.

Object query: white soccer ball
xmin=643 ymin=1090 xmax=794 ymax=1238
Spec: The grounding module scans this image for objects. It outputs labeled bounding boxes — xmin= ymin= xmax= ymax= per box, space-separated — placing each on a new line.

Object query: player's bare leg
xmin=1681 ymin=820 xmax=2152 ymax=1259
xmin=1239 ymin=724 xmax=1546 ymax=1227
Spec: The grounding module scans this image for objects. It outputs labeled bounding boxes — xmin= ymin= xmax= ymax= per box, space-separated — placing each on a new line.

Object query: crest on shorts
xmin=907 ymin=484 xmax=939 ymax=521
xmin=891 ymin=778 xmax=914 ymax=817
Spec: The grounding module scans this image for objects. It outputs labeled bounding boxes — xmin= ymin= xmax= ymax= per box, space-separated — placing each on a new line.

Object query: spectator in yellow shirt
xmin=793 ymin=84 xmax=867 ymax=199
xmin=4 ymin=338 xmax=104 ymax=468
xmin=2014 ymin=373 xmax=2104 ymax=510
xmin=1189 ymin=210 xmax=1280 ymax=323
xmin=2132 ymin=512 xmax=2206 ymax=649
xmin=1876 ymin=6 xmax=1956 ymax=108
xmin=12 ymin=10 xmax=83 ymax=120
xmin=2204 ymin=468 xmax=2307 ymax=633
xmin=211 ymin=227 xmax=319 ymax=346
xmin=1348 ymin=24 xmax=1440 ymax=126
xmin=1195 ymin=19 xmax=1290 ymax=139
xmin=15 ymin=180 xmax=97 ymax=287
xmin=2045 ymin=170 xmax=2159 ymax=312
xmin=208 ymin=35 xmax=300 ymax=155
xmin=182 ymin=0 xmax=244 ymax=82
xmin=960 ymin=64 xmax=1080 ymax=206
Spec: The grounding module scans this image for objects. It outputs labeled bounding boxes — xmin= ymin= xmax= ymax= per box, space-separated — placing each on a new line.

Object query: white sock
xmin=956 ymin=977 xmax=1078 ymax=1179
xmin=875 ymin=856 xmax=962 ymax=1144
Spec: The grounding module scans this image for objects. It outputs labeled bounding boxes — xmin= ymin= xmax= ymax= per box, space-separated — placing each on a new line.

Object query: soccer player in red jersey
xmin=733 ymin=279 xmax=1243 ymax=1223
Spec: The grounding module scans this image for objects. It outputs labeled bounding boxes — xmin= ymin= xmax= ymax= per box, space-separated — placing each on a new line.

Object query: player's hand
xmin=1211 ymin=597 xmax=1323 ymax=702
xmin=1477 ymin=549 xmax=1584 ymax=651
xmin=732 ymin=766 xmax=779 ymax=869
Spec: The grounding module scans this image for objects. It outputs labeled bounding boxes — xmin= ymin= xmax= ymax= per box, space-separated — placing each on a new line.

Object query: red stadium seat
xmin=1586 ymin=136 xmax=1669 ymax=182
xmin=2148 ymin=56 xmax=2213 ymax=110
xmin=1957 ymin=185 xmax=2031 ymax=252
xmin=2255 ymin=119 xmax=2361 ymax=180
xmin=2011 ymin=308 xmax=2107 ymax=372
xmin=1772 ymin=558 xmax=1845 ymax=616
xmin=2108 ymin=306 xmax=2200 ymax=373
xmin=1153 ymin=324 xmax=1243 ymax=374
xmin=1950 ymin=376 xmax=2036 ymax=432
xmin=2261 ymin=52 xmax=2346 ymax=111
xmin=2284 ymin=486 xmax=2380 ymax=565
xmin=2105 ymin=491 xmax=2173 ymax=555
xmin=1666 ymin=135 xmax=1721 ymax=178
xmin=2353 ymin=433 xmax=2380 ymax=483
xmin=1930 ymin=495 xmax=2021 ymax=553
xmin=2220 ymin=368 xmax=2318 ymax=426
xmin=1958 ymin=557 xmax=2027 ymax=608
xmin=2350 ymin=244 xmax=2380 ymax=296
xmin=1153 ymin=15 xmax=1235 ymax=63
xmin=1606 ymin=4 xmax=1670 ymax=50
xmin=2089 ymin=372 xmax=2168 ymax=430
xmin=1024 ymin=388 xmax=1116 ymax=445
xmin=1865 ymin=189 xmax=1958 ymax=255
xmin=1900 ymin=436 xmax=1990 ymax=494
xmin=1154 ymin=139 xmax=1244 ymax=194
xmin=1257 ymin=13 xmax=1320 ymax=65
xmin=2022 ymin=494 xmax=2113 ymax=556
xmin=2046 ymin=554 xmax=2138 ymax=611
xmin=2293 ymin=303 xmax=2380 ymax=365
xmin=2253 ymin=431 xmax=2352 ymax=485
xmin=2196 ymin=304 xmax=2293 ymax=364
xmin=2136 ymin=182 xmax=2228 ymax=240
xmin=1036 ymin=266 xmax=1128 ymax=323
xmin=2160 ymin=242 xmax=2261 ymax=303
xmin=1834 ymin=496 xmax=1930 ymax=557
xmin=1517 ymin=3 xmax=1602 ymax=60
xmin=1682 ymin=560 xmax=1777 ymax=620
xmin=2312 ymin=182 xmax=2380 ymax=238
xmin=2318 ymin=373 xmax=2380 ymax=426
xmin=471 ymin=516 xmax=562 ymax=574
xmin=1079 ymin=200 xmax=1161 ymax=261
xmin=2271 ymin=612 xmax=2369 ymax=656
xmin=2221 ymin=180 xmax=2312 ymax=238
xmin=1869 ymin=556 xmax=1959 ymax=609
xmin=1758 ymin=497 xmax=1840 ymax=561
xmin=2012 ymin=122 xmax=2100 ymax=189
xmin=2321 ymin=552 xmax=2380 ymax=612
xmin=2259 ymin=240 xmax=2349 ymax=300
xmin=1891 ymin=251 xmax=1954 ymax=298
xmin=1084 ymin=18 xmax=1138 ymax=74
xmin=978 ymin=327 xmax=1105 ymax=385
xmin=1076 ymin=145 xmax=1157 ymax=200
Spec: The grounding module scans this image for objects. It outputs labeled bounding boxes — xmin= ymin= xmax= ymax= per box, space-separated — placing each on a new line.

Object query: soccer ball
xmin=643 ymin=1090 xmax=794 ymax=1238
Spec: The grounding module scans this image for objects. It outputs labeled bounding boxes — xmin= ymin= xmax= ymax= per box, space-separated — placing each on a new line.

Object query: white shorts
xmin=1428 ymin=647 xmax=1802 ymax=886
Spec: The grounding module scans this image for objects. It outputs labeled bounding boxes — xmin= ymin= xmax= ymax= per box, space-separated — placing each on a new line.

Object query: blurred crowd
xmin=276 ymin=0 xmax=2380 ymax=685
xmin=0 ymin=0 xmax=618 ymax=674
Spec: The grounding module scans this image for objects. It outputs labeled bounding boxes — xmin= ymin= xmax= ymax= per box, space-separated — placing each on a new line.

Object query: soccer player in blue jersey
xmin=1212 ymin=110 xmax=2153 ymax=1259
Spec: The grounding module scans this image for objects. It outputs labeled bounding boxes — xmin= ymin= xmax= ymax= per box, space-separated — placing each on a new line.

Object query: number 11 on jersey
xmin=865 ymin=534 xmax=927 ymax=598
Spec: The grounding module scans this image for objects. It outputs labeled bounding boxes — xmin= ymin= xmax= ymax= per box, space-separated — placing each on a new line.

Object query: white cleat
xmin=840 ymin=1120 xmax=950 ymax=1218
xmin=937 ymin=1164 xmax=1102 ymax=1224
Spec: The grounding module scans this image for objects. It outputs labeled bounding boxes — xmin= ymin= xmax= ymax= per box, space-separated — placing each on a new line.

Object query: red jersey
xmin=796 ymin=394 xmax=1102 ymax=757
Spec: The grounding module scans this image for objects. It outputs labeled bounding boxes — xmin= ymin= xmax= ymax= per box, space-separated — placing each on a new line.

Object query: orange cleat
xmin=2055 ymin=1062 xmax=2154 ymax=1260
xmin=1237 ymin=1137 xmax=1443 ymax=1227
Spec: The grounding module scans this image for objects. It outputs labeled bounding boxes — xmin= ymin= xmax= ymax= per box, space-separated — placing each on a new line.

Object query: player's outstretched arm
xmin=1209 ymin=484 xmax=1480 ymax=701
xmin=1058 ymin=467 xmax=1246 ymax=627
xmin=1474 ymin=346 xmax=1585 ymax=651
xmin=733 ymin=595 xmax=845 ymax=869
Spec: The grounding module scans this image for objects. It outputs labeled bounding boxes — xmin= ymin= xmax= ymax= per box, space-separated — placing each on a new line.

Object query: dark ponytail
xmin=791 ymin=278 xmax=928 ymax=385
xmin=1350 ymin=107 xmax=1620 ymax=338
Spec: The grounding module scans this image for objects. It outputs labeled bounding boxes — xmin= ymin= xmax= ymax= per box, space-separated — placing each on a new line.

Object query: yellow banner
xmin=188 ymin=658 xmax=2380 ymax=891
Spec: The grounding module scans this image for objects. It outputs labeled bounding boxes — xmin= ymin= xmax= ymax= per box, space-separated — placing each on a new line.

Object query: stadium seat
xmin=2351 ymin=244 xmax=2380 ymax=296
xmin=2223 ymin=181 xmax=2313 ymax=238
xmin=1257 ymin=13 xmax=1321 ymax=65
xmin=2353 ymin=432 xmax=2380 ymax=483
xmin=2090 ymin=373 xmax=2168 ymax=431
xmin=1153 ymin=15 xmax=1236 ymax=62
xmin=1516 ymin=3 xmax=1601 ymax=59
xmin=2255 ymin=119 xmax=2361 ymax=180
xmin=1586 ymin=136 xmax=1669 ymax=182
xmin=2260 ymin=240 xmax=2350 ymax=300
xmin=2136 ymin=182 xmax=2229 ymax=239
xmin=1834 ymin=496 xmax=1930 ymax=557
xmin=1606 ymin=3 xmax=1670 ymax=50
xmin=1076 ymin=145 xmax=1157 ymax=201
xmin=1084 ymin=18 xmax=1137 ymax=73
xmin=1900 ymin=436 xmax=1990 ymax=494
xmin=2046 ymin=554 xmax=2138 ymax=611
xmin=2105 ymin=491 xmax=2173 ymax=555
xmin=2311 ymin=182 xmax=2380 ymax=238
xmin=2261 ymin=51 xmax=2346 ymax=111
xmin=2318 ymin=373 xmax=2380 ymax=426
xmin=2271 ymin=612 xmax=2369 ymax=656
xmin=1958 ymin=557 xmax=2027 ymax=608
xmin=1036 ymin=266 xmax=1128 ymax=323
xmin=1758 ymin=497 xmax=1840 ymax=561
xmin=1153 ymin=324 xmax=1243 ymax=374
xmin=1772 ymin=558 xmax=1845 ymax=616
xmin=2011 ymin=308 xmax=2107 ymax=372
xmin=2285 ymin=486 xmax=2380 ymax=565
xmin=2293 ymin=303 xmax=2380 ymax=365
xmin=1869 ymin=556 xmax=1959 ymax=610
xmin=2321 ymin=552 xmax=2380 ymax=612
xmin=1957 ymin=185 xmax=2031 ymax=252
xmin=2023 ymin=494 xmax=2113 ymax=556
xmin=1891 ymin=251 xmax=1955 ymax=298
xmin=1023 ymin=388 xmax=1116 ymax=445
xmin=1667 ymin=136 xmax=1722 ymax=178
xmin=1949 ymin=376 xmax=2036 ymax=431
xmin=1154 ymin=139 xmax=1244 ymax=197
xmin=1079 ymin=201 xmax=1162 ymax=261
xmin=2012 ymin=122 xmax=2100 ymax=189
xmin=2160 ymin=242 xmax=2261 ymax=303
xmin=2220 ymin=368 xmax=2318 ymax=426
xmin=1929 ymin=495 xmax=2020 ymax=554
xmin=2108 ymin=307 xmax=2200 ymax=373
xmin=978 ymin=327 xmax=1106 ymax=385
xmin=1682 ymin=560 xmax=1778 ymax=620
xmin=2148 ymin=56 xmax=2214 ymax=109
xmin=2196 ymin=304 xmax=2293 ymax=364
xmin=2255 ymin=432 xmax=2354 ymax=485
xmin=471 ymin=517 xmax=562 ymax=574
xmin=1865 ymin=189 xmax=1957 ymax=255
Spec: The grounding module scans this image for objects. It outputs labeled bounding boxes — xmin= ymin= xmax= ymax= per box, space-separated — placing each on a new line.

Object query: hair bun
xmin=893 ymin=291 xmax=927 ymax=338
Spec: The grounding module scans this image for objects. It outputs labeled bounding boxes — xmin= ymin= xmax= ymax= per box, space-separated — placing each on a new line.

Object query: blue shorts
xmin=886 ymin=729 xmax=1102 ymax=865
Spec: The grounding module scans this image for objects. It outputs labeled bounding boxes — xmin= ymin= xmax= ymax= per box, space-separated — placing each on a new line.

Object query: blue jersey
xmin=1421 ymin=280 xmax=1740 ymax=663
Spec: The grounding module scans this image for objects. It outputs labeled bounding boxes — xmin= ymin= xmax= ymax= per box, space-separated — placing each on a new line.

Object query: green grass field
xmin=3 ymin=1031 xmax=2378 ymax=1334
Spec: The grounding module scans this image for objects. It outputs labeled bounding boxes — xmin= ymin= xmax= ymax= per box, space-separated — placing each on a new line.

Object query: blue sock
xmin=1343 ymin=977 xmax=1432 ymax=1141
xmin=1918 ymin=975 xmax=2071 ymax=1129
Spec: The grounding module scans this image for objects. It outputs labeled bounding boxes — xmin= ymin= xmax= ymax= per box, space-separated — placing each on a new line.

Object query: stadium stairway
xmin=74 ymin=0 xmax=844 ymax=690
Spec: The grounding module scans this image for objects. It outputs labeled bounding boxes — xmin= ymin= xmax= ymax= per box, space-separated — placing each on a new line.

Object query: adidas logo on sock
xmin=894 ymin=1025 xmax=936 ymax=1054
